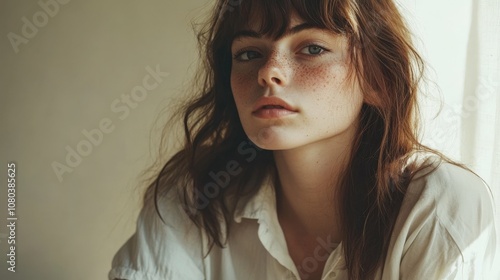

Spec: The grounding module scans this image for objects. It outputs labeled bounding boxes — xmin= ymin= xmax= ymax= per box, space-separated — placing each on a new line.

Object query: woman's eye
xmin=234 ymin=50 xmax=261 ymax=61
xmin=300 ymin=45 xmax=326 ymax=55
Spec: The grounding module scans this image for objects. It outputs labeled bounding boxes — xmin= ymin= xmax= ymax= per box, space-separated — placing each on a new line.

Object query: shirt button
xmin=329 ymin=271 xmax=337 ymax=279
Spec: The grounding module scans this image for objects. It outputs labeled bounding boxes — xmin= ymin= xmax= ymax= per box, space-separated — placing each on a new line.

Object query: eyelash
xmin=232 ymin=44 xmax=329 ymax=62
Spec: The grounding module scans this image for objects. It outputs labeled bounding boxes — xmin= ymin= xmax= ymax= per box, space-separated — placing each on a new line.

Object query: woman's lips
xmin=252 ymin=96 xmax=298 ymax=119
xmin=252 ymin=107 xmax=297 ymax=118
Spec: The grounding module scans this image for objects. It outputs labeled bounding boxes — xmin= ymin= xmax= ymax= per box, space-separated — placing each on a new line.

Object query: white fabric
xmin=108 ymin=162 xmax=497 ymax=280
xmin=402 ymin=0 xmax=500 ymax=259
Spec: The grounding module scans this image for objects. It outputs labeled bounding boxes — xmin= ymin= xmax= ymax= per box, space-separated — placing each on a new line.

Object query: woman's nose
xmin=257 ymin=51 xmax=290 ymax=88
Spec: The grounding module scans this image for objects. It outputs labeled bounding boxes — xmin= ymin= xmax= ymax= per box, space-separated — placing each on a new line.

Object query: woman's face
xmin=230 ymin=12 xmax=364 ymax=150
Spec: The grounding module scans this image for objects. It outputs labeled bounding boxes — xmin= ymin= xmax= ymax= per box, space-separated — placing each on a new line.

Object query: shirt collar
xmin=232 ymin=174 xmax=302 ymax=275
xmin=233 ymin=174 xmax=276 ymax=223
xmin=231 ymin=174 xmax=346 ymax=277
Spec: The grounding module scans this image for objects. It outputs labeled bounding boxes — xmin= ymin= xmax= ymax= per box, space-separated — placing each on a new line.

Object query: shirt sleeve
xmin=108 ymin=193 xmax=205 ymax=280
xmin=396 ymin=163 xmax=498 ymax=280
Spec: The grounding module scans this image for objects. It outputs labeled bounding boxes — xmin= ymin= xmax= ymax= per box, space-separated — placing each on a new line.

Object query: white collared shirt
xmin=108 ymin=162 xmax=498 ymax=279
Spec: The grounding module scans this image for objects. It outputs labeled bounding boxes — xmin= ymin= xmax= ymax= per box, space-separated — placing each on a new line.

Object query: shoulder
xmin=397 ymin=162 xmax=496 ymax=265
xmin=407 ymin=161 xmax=495 ymax=229
xmin=108 ymin=189 xmax=205 ymax=280
xmin=390 ymin=160 xmax=498 ymax=278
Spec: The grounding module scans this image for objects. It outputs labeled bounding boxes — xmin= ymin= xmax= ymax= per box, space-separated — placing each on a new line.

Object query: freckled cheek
xmin=294 ymin=64 xmax=345 ymax=95
xmin=231 ymin=71 xmax=255 ymax=110
xmin=231 ymin=67 xmax=255 ymax=92
xmin=293 ymin=64 xmax=356 ymax=122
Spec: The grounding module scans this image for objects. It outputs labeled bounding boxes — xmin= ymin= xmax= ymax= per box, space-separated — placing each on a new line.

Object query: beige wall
xmin=0 ymin=0 xmax=206 ymax=279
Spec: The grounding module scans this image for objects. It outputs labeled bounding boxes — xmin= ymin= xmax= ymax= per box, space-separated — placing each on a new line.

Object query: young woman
xmin=109 ymin=0 xmax=497 ymax=279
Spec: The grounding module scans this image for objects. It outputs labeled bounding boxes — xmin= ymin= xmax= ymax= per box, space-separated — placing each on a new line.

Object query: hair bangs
xmin=222 ymin=0 xmax=291 ymax=40
xmin=222 ymin=0 xmax=350 ymax=42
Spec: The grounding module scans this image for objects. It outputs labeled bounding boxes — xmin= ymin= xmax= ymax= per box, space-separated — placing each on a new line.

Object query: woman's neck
xmin=273 ymin=128 xmax=356 ymax=242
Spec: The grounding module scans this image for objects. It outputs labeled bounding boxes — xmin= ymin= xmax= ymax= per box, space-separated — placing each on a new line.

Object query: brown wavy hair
xmin=142 ymin=0 xmax=444 ymax=279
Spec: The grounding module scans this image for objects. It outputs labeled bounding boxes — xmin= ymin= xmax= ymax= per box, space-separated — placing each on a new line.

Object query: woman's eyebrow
xmin=232 ymin=22 xmax=320 ymax=41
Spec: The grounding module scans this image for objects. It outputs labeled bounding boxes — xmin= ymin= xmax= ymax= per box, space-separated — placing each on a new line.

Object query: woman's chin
xmin=248 ymin=128 xmax=302 ymax=151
